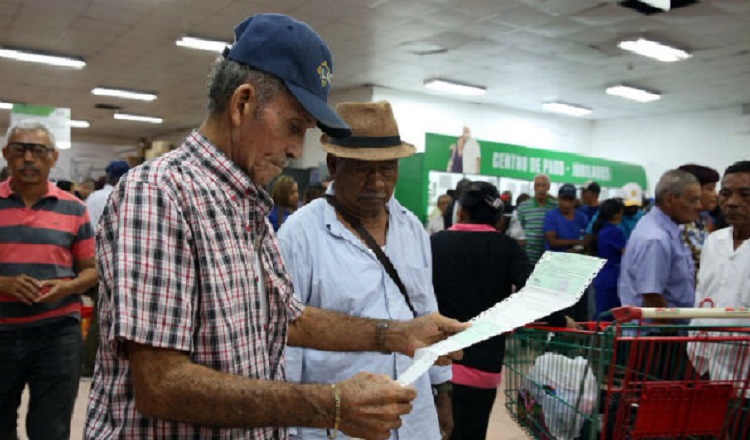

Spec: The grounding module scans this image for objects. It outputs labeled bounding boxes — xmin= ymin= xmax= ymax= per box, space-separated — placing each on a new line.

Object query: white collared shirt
xmin=688 ymin=227 xmax=750 ymax=389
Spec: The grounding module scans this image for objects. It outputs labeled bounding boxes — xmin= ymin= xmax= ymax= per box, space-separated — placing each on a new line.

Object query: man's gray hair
xmin=655 ymin=169 xmax=699 ymax=204
xmin=5 ymin=120 xmax=56 ymax=148
xmin=206 ymin=57 xmax=287 ymax=115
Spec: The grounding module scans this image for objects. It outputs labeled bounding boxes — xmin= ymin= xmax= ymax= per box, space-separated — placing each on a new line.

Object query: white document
xmin=397 ymin=252 xmax=605 ymax=386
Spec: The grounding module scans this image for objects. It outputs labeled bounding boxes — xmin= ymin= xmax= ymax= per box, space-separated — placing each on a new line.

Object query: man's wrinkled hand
xmin=393 ymin=313 xmax=470 ymax=357
xmin=0 ymin=274 xmax=42 ymax=305
xmin=337 ymin=372 xmax=416 ymax=440
xmin=36 ymin=279 xmax=72 ymax=304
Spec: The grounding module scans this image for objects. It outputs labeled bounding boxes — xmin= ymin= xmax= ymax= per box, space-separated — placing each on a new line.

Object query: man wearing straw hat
xmin=86 ymin=14 xmax=466 ymax=440
xmin=279 ymin=101 xmax=455 ymax=440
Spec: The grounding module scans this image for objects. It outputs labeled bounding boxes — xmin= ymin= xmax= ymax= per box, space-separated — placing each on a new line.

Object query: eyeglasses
xmin=6 ymin=142 xmax=53 ymax=158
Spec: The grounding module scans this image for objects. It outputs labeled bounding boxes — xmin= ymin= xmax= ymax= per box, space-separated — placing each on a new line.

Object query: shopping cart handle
xmin=612 ymin=306 xmax=750 ymax=322
xmin=611 ymin=306 xmax=642 ymax=322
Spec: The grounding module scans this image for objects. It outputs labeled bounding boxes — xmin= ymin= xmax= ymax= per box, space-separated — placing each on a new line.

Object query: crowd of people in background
xmin=426 ymin=160 xmax=749 ymax=332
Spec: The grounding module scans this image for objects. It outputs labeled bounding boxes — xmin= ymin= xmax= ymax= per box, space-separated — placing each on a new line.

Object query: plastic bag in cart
xmin=522 ymin=353 xmax=598 ymax=440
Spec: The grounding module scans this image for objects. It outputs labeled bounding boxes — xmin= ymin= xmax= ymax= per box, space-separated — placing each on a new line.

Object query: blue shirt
xmin=586 ymin=210 xmax=644 ymax=241
xmin=278 ymin=189 xmax=449 ymax=440
xmin=543 ymin=209 xmax=589 ymax=251
xmin=578 ymin=204 xmax=599 ymax=221
xmin=595 ymin=223 xmax=626 ymax=289
xmin=618 ymin=207 xmax=695 ymax=308
xmin=268 ymin=205 xmax=293 ymax=231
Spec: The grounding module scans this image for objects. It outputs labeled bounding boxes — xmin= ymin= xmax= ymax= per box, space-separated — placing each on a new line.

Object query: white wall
xmin=591 ymin=107 xmax=750 ymax=193
xmin=372 ymin=86 xmax=594 ymax=155
xmin=290 ymin=85 xmax=374 ymax=170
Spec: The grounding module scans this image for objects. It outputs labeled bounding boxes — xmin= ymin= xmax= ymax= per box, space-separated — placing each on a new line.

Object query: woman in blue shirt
xmin=592 ymin=199 xmax=626 ymax=320
xmin=269 ymin=175 xmax=299 ymax=231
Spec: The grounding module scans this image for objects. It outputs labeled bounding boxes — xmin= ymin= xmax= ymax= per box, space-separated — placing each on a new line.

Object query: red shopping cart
xmin=504 ymin=307 xmax=750 ymax=440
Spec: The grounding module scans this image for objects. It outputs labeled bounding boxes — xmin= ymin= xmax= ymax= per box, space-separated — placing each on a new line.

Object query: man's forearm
xmin=288 ymin=306 xmax=383 ymax=352
xmin=130 ymin=345 xmax=332 ymax=428
xmin=68 ymin=267 xmax=99 ymax=295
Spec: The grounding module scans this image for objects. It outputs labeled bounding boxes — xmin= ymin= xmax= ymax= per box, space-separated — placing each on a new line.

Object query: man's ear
xmin=229 ymin=83 xmax=257 ymax=127
xmin=326 ymin=153 xmax=337 ymax=178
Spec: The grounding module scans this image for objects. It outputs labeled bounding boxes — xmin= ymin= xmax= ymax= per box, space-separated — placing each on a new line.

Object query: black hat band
xmin=329 ymin=135 xmax=401 ymax=148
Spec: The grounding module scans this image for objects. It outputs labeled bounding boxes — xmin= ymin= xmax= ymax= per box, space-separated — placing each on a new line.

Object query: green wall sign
xmin=425 ymin=133 xmax=647 ymax=189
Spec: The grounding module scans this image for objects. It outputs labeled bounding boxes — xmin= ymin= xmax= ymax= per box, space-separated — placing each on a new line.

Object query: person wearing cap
xmin=677 ymin=164 xmax=720 ymax=271
xmin=584 ymin=182 xmax=645 ymax=242
xmin=543 ymin=183 xmax=589 ymax=253
xmin=543 ymin=184 xmax=590 ymax=320
xmin=278 ymin=101 xmax=456 ymax=440
xmin=86 ymin=160 xmax=130 ymax=230
xmin=0 ymin=120 xmax=98 ymax=440
xmin=85 ymin=14 xmax=466 ymax=440
xmin=578 ymin=181 xmax=601 ymax=220
xmin=619 ymin=170 xmax=702 ymax=317
xmin=516 ymin=174 xmax=558 ymax=264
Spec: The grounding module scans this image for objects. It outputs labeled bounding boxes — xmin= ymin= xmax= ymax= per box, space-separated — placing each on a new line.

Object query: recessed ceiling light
xmin=542 ymin=102 xmax=592 ymax=117
xmin=176 ymin=36 xmax=230 ymax=53
xmin=92 ymin=88 xmax=157 ymax=101
xmin=618 ymin=38 xmax=691 ymax=62
xmin=114 ymin=113 xmax=163 ymax=124
xmin=0 ymin=47 xmax=85 ymax=68
xmin=69 ymin=120 xmax=90 ymax=128
xmin=424 ymin=79 xmax=486 ymax=96
xmin=0 ymin=101 xmax=13 ymax=110
xmin=606 ymin=85 xmax=661 ymax=102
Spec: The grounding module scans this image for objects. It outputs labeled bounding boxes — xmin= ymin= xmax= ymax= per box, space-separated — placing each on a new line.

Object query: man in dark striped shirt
xmin=0 ymin=120 xmax=98 ymax=440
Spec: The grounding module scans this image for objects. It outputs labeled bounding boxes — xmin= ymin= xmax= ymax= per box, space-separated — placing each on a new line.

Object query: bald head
xmin=533 ymin=174 xmax=551 ymax=202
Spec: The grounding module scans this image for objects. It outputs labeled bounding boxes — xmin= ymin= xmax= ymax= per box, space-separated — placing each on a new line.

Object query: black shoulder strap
xmin=325 ymin=195 xmax=417 ymax=318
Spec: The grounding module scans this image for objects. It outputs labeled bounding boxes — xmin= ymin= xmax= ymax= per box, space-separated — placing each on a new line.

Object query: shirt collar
xmin=185 ymin=130 xmax=273 ymax=214
xmin=652 ymin=206 xmax=681 ymax=238
xmin=448 ymin=223 xmax=498 ymax=232
xmin=0 ymin=178 xmax=61 ymax=200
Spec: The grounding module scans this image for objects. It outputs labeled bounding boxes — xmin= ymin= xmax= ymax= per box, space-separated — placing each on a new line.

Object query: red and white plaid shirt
xmin=85 ymin=131 xmax=304 ymax=439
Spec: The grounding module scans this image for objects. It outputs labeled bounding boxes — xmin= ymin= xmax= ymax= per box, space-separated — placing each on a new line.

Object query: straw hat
xmin=320 ymin=101 xmax=415 ymax=160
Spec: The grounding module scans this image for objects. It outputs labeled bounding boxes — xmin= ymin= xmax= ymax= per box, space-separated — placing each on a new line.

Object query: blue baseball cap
xmin=558 ymin=183 xmax=577 ymax=199
xmin=224 ymin=14 xmax=351 ymax=138
xmin=106 ymin=160 xmax=129 ymax=179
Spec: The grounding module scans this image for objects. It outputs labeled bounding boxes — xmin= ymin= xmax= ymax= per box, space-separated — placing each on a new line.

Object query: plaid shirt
xmin=85 ymin=131 xmax=304 ymax=439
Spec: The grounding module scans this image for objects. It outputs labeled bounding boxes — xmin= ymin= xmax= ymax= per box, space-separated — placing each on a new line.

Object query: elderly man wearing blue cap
xmin=85 ymin=160 xmax=129 ymax=230
xmin=85 ymin=14 xmax=466 ymax=440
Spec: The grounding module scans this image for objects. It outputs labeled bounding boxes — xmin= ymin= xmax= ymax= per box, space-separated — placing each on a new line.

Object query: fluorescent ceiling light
xmin=638 ymin=0 xmax=670 ymax=11
xmin=114 ymin=113 xmax=163 ymax=124
xmin=606 ymin=85 xmax=661 ymax=102
xmin=0 ymin=102 xmax=12 ymax=110
xmin=424 ymin=79 xmax=486 ymax=96
xmin=542 ymin=102 xmax=592 ymax=117
xmin=0 ymin=47 xmax=85 ymax=68
xmin=618 ymin=38 xmax=691 ymax=62
xmin=57 ymin=142 xmax=71 ymax=150
xmin=176 ymin=36 xmax=230 ymax=53
xmin=69 ymin=119 xmax=90 ymax=128
xmin=92 ymin=87 xmax=157 ymax=101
